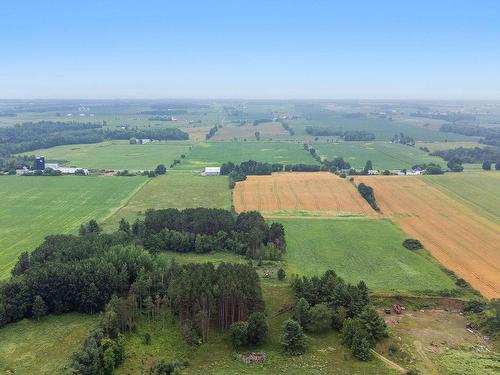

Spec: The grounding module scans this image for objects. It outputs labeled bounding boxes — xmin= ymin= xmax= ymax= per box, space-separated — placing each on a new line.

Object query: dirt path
xmin=413 ymin=340 xmax=440 ymax=375
xmin=370 ymin=349 xmax=406 ymax=373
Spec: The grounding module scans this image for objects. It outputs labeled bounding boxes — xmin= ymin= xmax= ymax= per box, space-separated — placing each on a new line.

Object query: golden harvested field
xmin=355 ymin=176 xmax=500 ymax=299
xmin=234 ymin=172 xmax=374 ymax=215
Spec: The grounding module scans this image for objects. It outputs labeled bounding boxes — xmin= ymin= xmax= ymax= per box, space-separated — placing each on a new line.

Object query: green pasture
xmin=175 ymin=141 xmax=318 ymax=170
xmin=22 ymin=140 xmax=193 ymax=171
xmin=313 ymin=142 xmax=444 ymax=170
xmin=424 ymin=172 xmax=500 ymax=223
xmin=280 ymin=217 xmax=457 ymax=293
xmin=0 ymin=313 xmax=98 ymax=374
xmin=104 ymin=174 xmax=232 ymax=230
xmin=0 ymin=175 xmax=146 ymax=278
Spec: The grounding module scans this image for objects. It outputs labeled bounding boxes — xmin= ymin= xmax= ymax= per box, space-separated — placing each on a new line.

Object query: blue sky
xmin=1 ymin=0 xmax=499 ymax=99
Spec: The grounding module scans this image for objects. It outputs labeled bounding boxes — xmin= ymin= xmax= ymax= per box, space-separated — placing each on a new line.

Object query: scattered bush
xmin=229 ymin=321 xmax=249 ymax=348
xmin=402 ymin=239 xmax=423 ymax=250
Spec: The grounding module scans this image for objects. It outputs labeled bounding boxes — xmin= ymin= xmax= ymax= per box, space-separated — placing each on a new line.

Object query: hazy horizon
xmin=2 ymin=1 xmax=500 ymax=100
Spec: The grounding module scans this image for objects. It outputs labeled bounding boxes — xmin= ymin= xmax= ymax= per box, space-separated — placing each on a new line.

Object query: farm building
xmin=201 ymin=167 xmax=221 ymax=176
xmin=55 ymin=167 xmax=89 ymax=175
xmin=367 ymin=169 xmax=379 ymax=175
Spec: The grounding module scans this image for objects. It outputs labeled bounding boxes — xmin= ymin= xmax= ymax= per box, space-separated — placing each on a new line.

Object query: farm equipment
xmin=393 ymin=304 xmax=403 ymax=314
xmin=384 ymin=308 xmax=392 ymax=314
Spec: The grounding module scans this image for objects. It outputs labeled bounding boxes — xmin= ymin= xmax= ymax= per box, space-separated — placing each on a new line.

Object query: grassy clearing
xmin=0 ymin=313 xmax=98 ymax=374
xmin=280 ymin=217 xmax=456 ymax=293
xmin=437 ymin=350 xmax=500 ymax=375
xmin=175 ymin=141 xmax=317 ymax=170
xmin=103 ymin=174 xmax=232 ymax=230
xmin=425 ymin=172 xmax=500 ymax=223
xmin=116 ymin=280 xmax=399 ymax=375
xmin=22 ymin=140 xmax=193 ymax=170
xmin=314 ymin=142 xmax=444 ymax=170
xmin=0 ymin=176 xmax=146 ymax=278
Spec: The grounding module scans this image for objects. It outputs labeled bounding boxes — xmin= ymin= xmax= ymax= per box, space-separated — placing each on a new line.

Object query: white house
xmin=201 ymin=167 xmax=221 ymax=176
xmin=367 ymin=169 xmax=379 ymax=175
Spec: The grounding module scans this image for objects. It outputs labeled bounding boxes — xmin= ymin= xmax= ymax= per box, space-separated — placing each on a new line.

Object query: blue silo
xmin=35 ymin=156 xmax=45 ymax=170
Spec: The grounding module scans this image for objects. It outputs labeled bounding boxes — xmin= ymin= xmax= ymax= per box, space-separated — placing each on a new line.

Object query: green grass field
xmin=313 ymin=142 xmax=445 ymax=170
xmin=104 ymin=174 xmax=232 ymax=230
xmin=424 ymin=172 xmax=500 ymax=223
xmin=280 ymin=217 xmax=456 ymax=293
xmin=0 ymin=313 xmax=98 ymax=374
xmin=116 ymin=280 xmax=399 ymax=375
xmin=0 ymin=176 xmax=146 ymax=278
xmin=175 ymin=141 xmax=318 ymax=170
xmin=23 ymin=140 xmax=193 ymax=170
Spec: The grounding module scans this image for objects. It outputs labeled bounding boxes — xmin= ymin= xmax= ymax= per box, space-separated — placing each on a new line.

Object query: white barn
xmin=201 ymin=167 xmax=221 ymax=176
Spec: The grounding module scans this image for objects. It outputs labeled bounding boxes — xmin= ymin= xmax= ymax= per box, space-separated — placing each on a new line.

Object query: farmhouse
xmin=201 ymin=166 xmax=221 ymax=176
xmin=367 ymin=169 xmax=379 ymax=175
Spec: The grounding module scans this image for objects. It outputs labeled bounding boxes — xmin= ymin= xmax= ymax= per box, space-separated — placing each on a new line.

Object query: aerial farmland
xmin=1 ymin=100 xmax=499 ymax=375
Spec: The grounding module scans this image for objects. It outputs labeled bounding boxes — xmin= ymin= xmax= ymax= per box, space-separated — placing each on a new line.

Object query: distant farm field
xmin=104 ymin=174 xmax=232 ymax=230
xmin=0 ymin=176 xmax=146 ymax=278
xmin=288 ymin=115 xmax=473 ymax=141
xmin=313 ymin=142 xmax=444 ymax=170
xmin=175 ymin=141 xmax=317 ymax=170
xmin=212 ymin=122 xmax=288 ymax=141
xmin=356 ymin=176 xmax=500 ymax=298
xmin=424 ymin=172 xmax=500 ymax=223
xmin=234 ymin=172 xmax=374 ymax=215
xmin=23 ymin=140 xmax=193 ymax=170
xmin=0 ymin=313 xmax=97 ymax=374
xmin=280 ymin=217 xmax=456 ymax=293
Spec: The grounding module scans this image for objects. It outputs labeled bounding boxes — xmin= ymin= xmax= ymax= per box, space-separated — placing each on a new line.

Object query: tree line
xmin=136 ymin=208 xmax=286 ymax=260
xmin=431 ymin=147 xmax=500 ymax=166
xmin=220 ymin=160 xmax=321 ymax=188
xmin=0 ymin=121 xmax=189 ymax=172
xmin=305 ymin=127 xmax=376 ymax=141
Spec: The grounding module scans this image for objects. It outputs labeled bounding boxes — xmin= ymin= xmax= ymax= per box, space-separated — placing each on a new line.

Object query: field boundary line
xmin=100 ymin=177 xmax=151 ymax=225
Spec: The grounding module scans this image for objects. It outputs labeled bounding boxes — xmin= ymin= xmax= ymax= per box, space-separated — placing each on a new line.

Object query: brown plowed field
xmin=356 ymin=176 xmax=500 ymax=299
xmin=233 ymin=172 xmax=374 ymax=215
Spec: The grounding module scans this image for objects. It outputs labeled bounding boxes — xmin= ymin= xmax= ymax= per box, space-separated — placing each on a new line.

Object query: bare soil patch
xmin=356 ymin=176 xmax=500 ymax=299
xmin=234 ymin=172 xmax=375 ymax=215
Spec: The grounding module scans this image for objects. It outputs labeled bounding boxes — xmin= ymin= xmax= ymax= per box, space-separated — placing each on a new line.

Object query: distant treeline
xmin=0 ymin=121 xmax=188 ymax=171
xmin=220 ymin=160 xmax=321 ymax=188
xmin=206 ymin=125 xmax=219 ymax=140
xmin=440 ymin=123 xmax=500 ymax=138
xmin=137 ymin=109 xmax=188 ymax=115
xmin=431 ymin=147 xmax=500 ymax=164
xmin=414 ymin=112 xmax=476 ymax=122
xmin=280 ymin=121 xmax=295 ymax=136
xmin=305 ymin=127 xmax=375 ymax=141
xmin=253 ymin=119 xmax=273 ymax=126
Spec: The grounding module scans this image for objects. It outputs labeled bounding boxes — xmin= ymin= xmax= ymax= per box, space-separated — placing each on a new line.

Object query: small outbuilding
xmin=201 ymin=167 xmax=221 ymax=176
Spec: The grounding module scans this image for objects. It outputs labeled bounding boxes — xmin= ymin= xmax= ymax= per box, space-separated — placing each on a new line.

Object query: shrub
xmin=229 ymin=321 xmax=248 ymax=348
xmin=402 ymin=238 xmax=423 ymax=250
xmin=247 ymin=312 xmax=268 ymax=346
xmin=306 ymin=303 xmax=332 ymax=333
xmin=280 ymin=319 xmax=307 ymax=355
xmin=142 ymin=332 xmax=151 ymax=345
xmin=277 ymin=268 xmax=286 ymax=281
